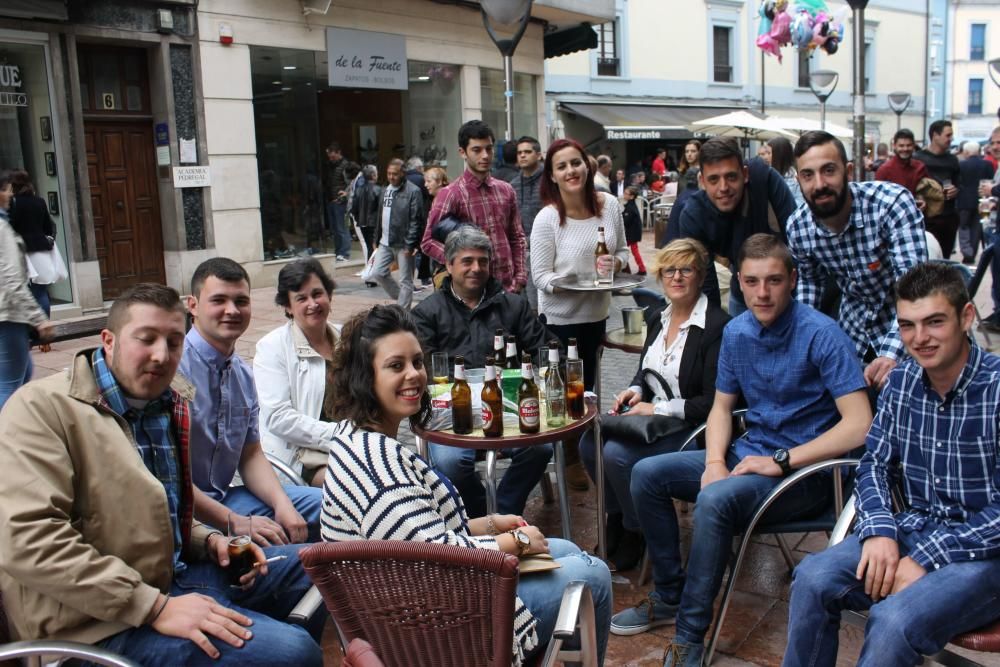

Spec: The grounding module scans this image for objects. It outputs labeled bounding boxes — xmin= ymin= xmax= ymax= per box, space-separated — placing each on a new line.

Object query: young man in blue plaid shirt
xmin=785 ymin=262 xmax=1000 ymax=666
xmin=786 ymin=131 xmax=928 ymax=389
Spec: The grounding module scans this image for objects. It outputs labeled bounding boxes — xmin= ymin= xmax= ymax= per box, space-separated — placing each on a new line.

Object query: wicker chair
xmin=300 ymin=540 xmax=598 ymax=667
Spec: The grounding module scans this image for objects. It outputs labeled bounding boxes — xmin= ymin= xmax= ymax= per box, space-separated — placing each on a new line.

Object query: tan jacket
xmin=0 ymin=350 xmax=214 ymax=644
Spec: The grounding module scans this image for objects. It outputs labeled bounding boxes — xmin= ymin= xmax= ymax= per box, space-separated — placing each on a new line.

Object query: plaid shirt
xmin=855 ymin=342 xmax=1000 ymax=571
xmin=787 ymin=181 xmax=927 ymax=362
xmin=92 ymin=350 xmax=193 ymax=568
xmin=421 ymin=169 xmax=527 ymax=292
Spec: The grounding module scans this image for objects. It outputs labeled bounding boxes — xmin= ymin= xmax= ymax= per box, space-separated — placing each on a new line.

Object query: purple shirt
xmin=179 ymin=327 xmax=260 ymax=501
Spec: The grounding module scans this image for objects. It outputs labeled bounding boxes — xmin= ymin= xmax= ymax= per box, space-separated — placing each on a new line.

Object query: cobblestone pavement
xmin=28 ymin=232 xmax=1000 ymax=666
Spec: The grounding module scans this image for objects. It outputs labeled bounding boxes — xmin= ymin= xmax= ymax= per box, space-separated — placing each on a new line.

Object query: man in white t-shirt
xmin=371 ymin=158 xmax=425 ymax=308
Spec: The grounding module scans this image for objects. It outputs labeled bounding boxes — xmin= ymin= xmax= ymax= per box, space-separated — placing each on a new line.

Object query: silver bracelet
xmin=487 ymin=514 xmax=498 ymax=536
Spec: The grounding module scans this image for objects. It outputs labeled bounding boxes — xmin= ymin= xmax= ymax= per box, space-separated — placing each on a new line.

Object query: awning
xmin=560 ymin=102 xmax=739 ymax=140
xmin=544 ymin=23 xmax=598 ymax=59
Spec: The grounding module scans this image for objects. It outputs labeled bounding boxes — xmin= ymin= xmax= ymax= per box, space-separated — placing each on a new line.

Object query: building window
xmin=797 ymin=50 xmax=811 ymax=89
xmin=595 ymin=21 xmax=619 ymax=77
xmin=713 ymin=26 xmax=732 ymax=83
xmin=863 ymin=40 xmax=873 ymax=93
xmin=970 ymin=24 xmax=986 ymax=61
xmin=481 ymin=68 xmax=537 ymax=150
xmin=969 ymin=78 xmax=984 ymax=115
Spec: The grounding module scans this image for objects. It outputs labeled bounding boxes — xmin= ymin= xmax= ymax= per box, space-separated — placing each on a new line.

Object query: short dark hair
xmin=597 ymin=155 xmax=612 ymax=168
xmin=388 ymin=158 xmax=404 ymax=170
xmin=0 ymin=169 xmax=11 ymax=193
xmin=458 ymin=120 xmax=494 ymax=150
xmin=107 ymin=283 xmax=185 ymax=333
xmin=699 ymin=137 xmax=743 ymax=169
xmin=928 ymin=119 xmax=952 ymax=140
xmin=766 ymin=136 xmax=794 ymax=176
xmin=326 ymin=142 xmax=341 ymax=153
xmin=793 ymin=131 xmax=849 ymax=164
xmin=896 ymin=262 xmax=969 ymax=318
xmin=344 ymin=161 xmax=361 ymax=180
xmin=9 ymin=170 xmax=35 ymax=196
xmin=516 ymin=136 xmax=541 ymax=152
xmin=331 ymin=304 xmax=432 ymax=430
xmin=501 ymin=140 xmax=517 ymax=165
xmin=274 ymin=259 xmax=336 ymax=318
xmin=892 ymin=128 xmax=916 ymax=144
xmin=737 ymin=233 xmax=794 ymax=274
xmin=190 ymin=257 xmax=250 ymax=298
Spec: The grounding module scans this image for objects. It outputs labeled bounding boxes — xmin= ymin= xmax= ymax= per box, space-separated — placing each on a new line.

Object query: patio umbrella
xmin=689 ymin=110 xmax=794 ymax=141
xmin=769 ymin=116 xmax=853 ymax=138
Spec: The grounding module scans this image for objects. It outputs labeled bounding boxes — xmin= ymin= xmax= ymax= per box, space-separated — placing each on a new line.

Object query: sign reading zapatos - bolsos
xmin=325 ymin=27 xmax=407 ymax=91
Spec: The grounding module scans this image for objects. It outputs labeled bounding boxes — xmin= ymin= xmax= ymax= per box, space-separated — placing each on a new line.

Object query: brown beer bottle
xmin=493 ymin=329 xmax=506 ymax=369
xmin=518 ymin=353 xmax=540 ymax=434
xmin=481 ymin=356 xmax=504 ymax=437
xmin=451 ymin=355 xmax=473 ymax=435
xmin=505 ymin=335 xmax=519 ymax=370
xmin=595 ymin=226 xmax=612 ymax=285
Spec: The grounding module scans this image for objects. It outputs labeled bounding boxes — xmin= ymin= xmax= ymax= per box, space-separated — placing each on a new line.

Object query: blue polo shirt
xmin=716 ymin=300 xmax=865 ymax=459
xmin=179 ymin=326 xmax=260 ymax=500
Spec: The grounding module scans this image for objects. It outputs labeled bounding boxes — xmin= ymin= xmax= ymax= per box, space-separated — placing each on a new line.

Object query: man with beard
xmin=787 ymin=131 xmax=927 ymax=388
xmin=875 ymin=129 xmax=928 ymax=197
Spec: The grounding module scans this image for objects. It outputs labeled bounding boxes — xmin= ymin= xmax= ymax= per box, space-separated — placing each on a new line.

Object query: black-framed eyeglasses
xmin=661 ymin=267 xmax=695 ymax=278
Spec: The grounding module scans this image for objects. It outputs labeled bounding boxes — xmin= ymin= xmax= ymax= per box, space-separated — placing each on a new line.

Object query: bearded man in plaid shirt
xmin=786 ymin=131 xmax=928 ymax=389
xmin=784 ymin=262 xmax=1000 ymax=666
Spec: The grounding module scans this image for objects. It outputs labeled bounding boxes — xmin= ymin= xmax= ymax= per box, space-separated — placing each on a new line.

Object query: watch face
xmin=517 ymin=530 xmax=531 ymax=546
xmin=774 ymin=449 xmax=789 ymax=463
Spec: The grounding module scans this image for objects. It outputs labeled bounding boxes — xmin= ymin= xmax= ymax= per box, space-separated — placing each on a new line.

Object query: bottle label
xmin=519 ymin=398 xmax=540 ymax=426
xmin=454 ymin=364 xmax=466 ymax=381
xmin=485 ymin=365 xmax=496 ymax=382
xmin=568 ymin=346 xmax=579 ymax=360
xmin=521 ymin=362 xmax=532 ymax=379
xmin=494 ymin=336 xmax=503 ymax=350
xmin=482 ymin=404 xmax=493 ymax=427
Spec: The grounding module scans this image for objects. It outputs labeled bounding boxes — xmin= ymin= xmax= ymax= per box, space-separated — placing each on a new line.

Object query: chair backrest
xmin=300 ymin=540 xmax=519 ymax=667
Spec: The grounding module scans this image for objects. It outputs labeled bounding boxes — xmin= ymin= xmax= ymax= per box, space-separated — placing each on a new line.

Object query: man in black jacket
xmin=412 ymin=226 xmax=553 ymax=517
xmin=371 ymin=159 xmax=424 ymax=308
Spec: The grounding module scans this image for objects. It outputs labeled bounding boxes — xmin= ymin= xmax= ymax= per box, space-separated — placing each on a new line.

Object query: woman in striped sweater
xmin=319 ymin=305 xmax=612 ymax=665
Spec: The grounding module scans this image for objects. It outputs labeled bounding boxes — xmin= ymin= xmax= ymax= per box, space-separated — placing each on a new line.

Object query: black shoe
xmin=981 ymin=312 xmax=1000 ymax=333
xmin=636 ymin=271 xmax=647 ymax=276
xmin=963 ymin=256 xmax=976 ymax=265
xmin=611 ymin=529 xmax=646 ymax=572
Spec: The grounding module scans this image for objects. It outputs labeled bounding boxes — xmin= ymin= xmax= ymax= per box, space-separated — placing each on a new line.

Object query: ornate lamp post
xmin=481 ymin=0 xmax=534 ymax=141
xmin=847 ymin=0 xmax=869 ymax=177
xmin=809 ymin=69 xmax=839 ymax=130
xmin=887 ymin=92 xmax=912 ymax=133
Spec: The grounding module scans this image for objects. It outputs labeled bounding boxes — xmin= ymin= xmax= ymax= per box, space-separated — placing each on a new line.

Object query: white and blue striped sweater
xmin=320 ymin=425 xmax=539 ymax=665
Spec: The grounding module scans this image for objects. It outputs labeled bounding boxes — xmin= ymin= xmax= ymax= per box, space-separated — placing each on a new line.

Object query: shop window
xmin=969 ymin=78 xmax=983 ymax=115
xmin=970 ymin=24 xmax=985 ymax=61
xmin=595 ymin=21 xmax=619 ymax=77
xmin=77 ymin=47 xmax=149 ymax=115
xmin=713 ymin=26 xmax=733 ymax=83
xmin=407 ymin=61 xmax=463 ymax=181
xmin=797 ymin=50 xmax=811 ymax=89
xmin=481 ymin=69 xmax=537 ymax=155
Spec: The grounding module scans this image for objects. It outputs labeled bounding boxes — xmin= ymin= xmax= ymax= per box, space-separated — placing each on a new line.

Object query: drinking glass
xmin=565 ymin=358 xmax=585 ymax=419
xmin=537 ymin=347 xmax=549 ymax=396
xmin=431 ymin=352 xmax=450 ymax=385
xmin=226 ymin=513 xmax=255 ymax=586
xmin=575 ymin=255 xmax=597 ymax=286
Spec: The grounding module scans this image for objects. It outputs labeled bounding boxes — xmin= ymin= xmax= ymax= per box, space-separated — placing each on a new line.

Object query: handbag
xmin=600 ymin=368 xmax=690 ymax=443
xmin=25 ymin=241 xmax=68 ymax=285
xmin=360 ymin=252 xmax=377 ymax=283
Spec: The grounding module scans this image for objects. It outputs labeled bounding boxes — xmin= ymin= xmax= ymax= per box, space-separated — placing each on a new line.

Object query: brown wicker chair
xmin=300 ymin=540 xmax=598 ymax=667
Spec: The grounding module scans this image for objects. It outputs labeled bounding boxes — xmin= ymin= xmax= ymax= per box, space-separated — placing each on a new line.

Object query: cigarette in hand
xmin=253 ymin=555 xmax=288 ymax=567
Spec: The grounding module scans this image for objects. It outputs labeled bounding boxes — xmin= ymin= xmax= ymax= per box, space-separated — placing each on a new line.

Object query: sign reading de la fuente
xmin=326 ymin=27 xmax=407 ymax=91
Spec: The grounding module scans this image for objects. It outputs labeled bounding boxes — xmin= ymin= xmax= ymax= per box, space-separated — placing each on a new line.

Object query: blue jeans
xmin=96 ymin=543 xmax=323 ymax=666
xmin=29 ymin=282 xmax=50 ymax=317
xmin=0 ymin=321 xmax=32 ymax=411
xmin=579 ymin=428 xmax=692 ymax=531
xmin=327 ymin=201 xmax=351 ymax=257
xmin=785 ymin=525 xmax=1000 ymax=667
xmin=429 ymin=442 xmax=553 ymax=518
xmin=630 ymin=449 xmax=831 ymax=645
xmin=221 ymin=485 xmax=324 ymax=543
xmin=520 ymin=538 xmax=613 ymax=665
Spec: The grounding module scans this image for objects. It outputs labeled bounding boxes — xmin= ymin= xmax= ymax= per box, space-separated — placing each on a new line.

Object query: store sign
xmin=172 ymin=166 xmax=211 ymax=188
xmin=606 ymin=129 xmax=667 ymax=140
xmin=326 ymin=27 xmax=407 ymax=91
xmin=0 ymin=62 xmax=26 ymax=107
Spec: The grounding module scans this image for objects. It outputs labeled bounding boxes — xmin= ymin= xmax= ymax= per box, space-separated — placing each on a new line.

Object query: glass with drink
xmin=226 ymin=514 xmax=256 ymax=586
xmin=566 ymin=358 xmax=585 ymax=419
xmin=432 ymin=352 xmax=450 ymax=385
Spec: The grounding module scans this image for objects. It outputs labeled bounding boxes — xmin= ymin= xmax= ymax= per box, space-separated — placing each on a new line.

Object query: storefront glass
xmin=406 ymin=61 xmax=463 ymax=180
xmin=481 ymin=69 xmax=538 ymax=144
xmin=0 ymin=40 xmax=71 ymax=303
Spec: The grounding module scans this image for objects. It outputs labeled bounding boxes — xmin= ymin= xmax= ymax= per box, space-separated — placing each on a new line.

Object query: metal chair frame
xmin=0 ymin=641 xmax=140 ymax=667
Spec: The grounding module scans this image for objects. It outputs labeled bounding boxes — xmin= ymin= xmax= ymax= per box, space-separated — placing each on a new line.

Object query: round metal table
xmin=603 ymin=326 xmax=647 ymax=355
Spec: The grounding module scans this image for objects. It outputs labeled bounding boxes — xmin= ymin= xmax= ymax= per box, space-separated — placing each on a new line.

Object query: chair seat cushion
xmin=951 ymin=618 xmax=1000 ymax=653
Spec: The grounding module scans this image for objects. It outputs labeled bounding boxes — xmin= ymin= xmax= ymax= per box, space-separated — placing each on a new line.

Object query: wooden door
xmin=85 ymin=121 xmax=165 ymax=299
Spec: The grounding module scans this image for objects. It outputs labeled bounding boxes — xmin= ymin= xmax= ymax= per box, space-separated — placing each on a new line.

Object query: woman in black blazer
xmin=580 ymin=238 xmax=729 ymax=570
xmin=9 ymin=171 xmax=57 ymax=317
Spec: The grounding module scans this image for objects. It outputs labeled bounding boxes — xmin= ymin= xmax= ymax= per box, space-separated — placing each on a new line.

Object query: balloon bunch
xmin=756 ymin=0 xmax=846 ymax=61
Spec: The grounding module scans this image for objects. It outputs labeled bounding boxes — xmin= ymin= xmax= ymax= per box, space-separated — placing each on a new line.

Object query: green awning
xmin=544 ymin=23 xmax=597 ymax=59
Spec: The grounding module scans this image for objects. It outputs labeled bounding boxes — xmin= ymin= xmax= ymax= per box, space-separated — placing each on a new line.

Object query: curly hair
xmin=330 ymin=304 xmax=431 ymax=430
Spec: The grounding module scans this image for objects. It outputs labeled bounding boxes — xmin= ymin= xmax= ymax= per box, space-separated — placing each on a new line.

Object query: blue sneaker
xmin=662 ymin=640 xmax=704 ymax=667
xmin=610 ymin=591 xmax=679 ymax=636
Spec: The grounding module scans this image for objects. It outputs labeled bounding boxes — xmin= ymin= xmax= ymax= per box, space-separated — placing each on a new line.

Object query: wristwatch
xmin=772 ymin=448 xmax=792 ymax=476
xmin=510 ymin=529 xmax=531 ymax=557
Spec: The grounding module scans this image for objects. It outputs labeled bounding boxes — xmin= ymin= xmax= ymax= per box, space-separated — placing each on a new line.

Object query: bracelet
xmin=205 ymin=530 xmax=223 ymax=551
xmin=486 ymin=514 xmax=498 ymax=536
xmin=150 ymin=594 xmax=170 ymax=624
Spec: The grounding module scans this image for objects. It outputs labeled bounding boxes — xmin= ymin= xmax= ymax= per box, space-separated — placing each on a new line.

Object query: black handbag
xmin=430 ymin=216 xmax=473 ymax=243
xmin=601 ymin=368 xmax=690 ymax=443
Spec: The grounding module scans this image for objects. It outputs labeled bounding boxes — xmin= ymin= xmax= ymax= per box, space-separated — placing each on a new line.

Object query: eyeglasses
xmin=661 ymin=267 xmax=695 ymax=278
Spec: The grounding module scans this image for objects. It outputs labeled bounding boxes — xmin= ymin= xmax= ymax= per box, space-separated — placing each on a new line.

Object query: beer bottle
xmin=545 ymin=347 xmax=566 ymax=427
xmin=451 ymin=355 xmax=473 ymax=435
xmin=595 ymin=226 xmax=613 ymax=285
xmin=493 ymin=329 xmax=506 ymax=368
xmin=481 ymin=356 xmax=504 ymax=438
xmin=567 ymin=338 xmax=579 ymax=360
xmin=518 ymin=353 xmax=540 ymax=434
xmin=505 ymin=335 xmax=519 ymax=370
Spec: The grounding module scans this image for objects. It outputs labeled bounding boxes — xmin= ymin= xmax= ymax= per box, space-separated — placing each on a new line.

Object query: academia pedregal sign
xmin=326 ymin=27 xmax=407 ymax=91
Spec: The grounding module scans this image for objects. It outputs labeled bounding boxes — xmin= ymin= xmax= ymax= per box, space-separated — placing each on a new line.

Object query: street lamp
xmin=481 ymin=0 xmax=534 ymax=141
xmin=847 ymin=0 xmax=869 ymax=178
xmin=809 ymin=69 xmax=839 ymax=130
xmin=887 ymin=91 xmax=912 ymax=133
xmin=989 ymin=57 xmax=1000 ymax=89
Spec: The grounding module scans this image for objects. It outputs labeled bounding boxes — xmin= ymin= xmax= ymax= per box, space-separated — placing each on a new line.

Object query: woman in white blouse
xmin=254 ymin=259 xmax=340 ymax=486
xmin=579 ymin=239 xmax=730 ymax=571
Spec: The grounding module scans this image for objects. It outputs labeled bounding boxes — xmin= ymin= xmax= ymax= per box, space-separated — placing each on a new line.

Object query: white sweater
xmin=529 ymin=194 xmax=631 ymax=325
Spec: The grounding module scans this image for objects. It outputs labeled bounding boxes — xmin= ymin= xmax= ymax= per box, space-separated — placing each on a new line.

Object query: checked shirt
xmin=787 ymin=181 xmax=927 ymax=361
xmin=855 ymin=342 xmax=1000 ymax=570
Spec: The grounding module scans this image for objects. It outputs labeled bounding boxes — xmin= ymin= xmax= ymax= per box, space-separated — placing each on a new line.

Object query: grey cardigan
xmin=0 ymin=211 xmax=45 ymax=327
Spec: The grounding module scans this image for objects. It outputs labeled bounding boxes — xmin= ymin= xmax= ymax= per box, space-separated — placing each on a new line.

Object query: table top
xmin=413 ymin=399 xmax=597 ymax=449
xmin=550 ymin=274 xmax=645 ymax=292
xmin=603 ymin=326 xmax=647 ymax=354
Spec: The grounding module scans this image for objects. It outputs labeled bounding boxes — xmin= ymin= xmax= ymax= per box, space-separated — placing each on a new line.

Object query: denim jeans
xmin=429 ymin=442 xmax=553 ymax=518
xmin=96 ymin=543 xmax=323 ymax=667
xmin=785 ymin=524 xmax=1000 ymax=667
xmin=221 ymin=485 xmax=324 ymax=543
xmin=0 ymin=321 xmax=32 ymax=411
xmin=372 ymin=244 xmax=415 ymax=309
xmin=327 ymin=201 xmax=351 ymax=257
xmin=28 ymin=282 xmax=50 ymax=317
xmin=520 ymin=538 xmax=613 ymax=665
xmin=630 ymin=449 xmax=831 ymax=645
xmin=578 ymin=428 xmax=691 ymax=531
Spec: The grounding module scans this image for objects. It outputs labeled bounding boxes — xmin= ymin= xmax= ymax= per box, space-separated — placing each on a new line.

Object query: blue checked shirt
xmin=786 ymin=181 xmax=927 ymax=361
xmin=92 ymin=350 xmax=185 ymax=570
xmin=854 ymin=342 xmax=1000 ymax=571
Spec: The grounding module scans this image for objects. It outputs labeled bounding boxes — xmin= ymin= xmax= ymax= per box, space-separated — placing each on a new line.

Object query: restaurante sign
xmin=325 ymin=27 xmax=407 ymax=91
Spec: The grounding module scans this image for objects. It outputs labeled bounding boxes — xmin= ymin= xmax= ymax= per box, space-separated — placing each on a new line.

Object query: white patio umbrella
xmin=689 ymin=110 xmax=794 ymax=141
xmin=769 ymin=116 xmax=853 ymax=138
